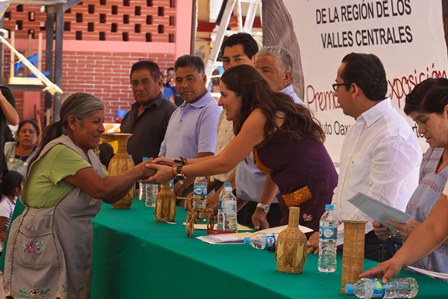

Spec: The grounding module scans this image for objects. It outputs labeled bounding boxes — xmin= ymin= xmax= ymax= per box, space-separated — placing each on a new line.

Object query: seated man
xmin=159 ymin=55 xmax=221 ymax=198
xmin=121 ymin=60 xmax=176 ymax=165
xmin=307 ymin=53 xmax=422 ymax=262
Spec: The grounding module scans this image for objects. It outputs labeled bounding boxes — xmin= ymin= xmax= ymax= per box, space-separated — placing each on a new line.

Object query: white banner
xmin=280 ymin=0 xmax=448 ymax=164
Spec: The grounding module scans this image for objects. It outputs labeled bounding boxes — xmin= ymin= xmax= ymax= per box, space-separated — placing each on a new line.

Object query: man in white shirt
xmin=206 ymin=33 xmax=259 ymax=212
xmin=248 ymin=46 xmax=307 ymax=229
xmin=255 ymin=46 xmax=305 ymax=107
xmin=307 ymin=53 xmax=421 ymax=262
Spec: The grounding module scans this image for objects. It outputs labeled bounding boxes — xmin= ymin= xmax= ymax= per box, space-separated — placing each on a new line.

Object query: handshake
xmin=139 ymin=157 xmax=184 ymax=185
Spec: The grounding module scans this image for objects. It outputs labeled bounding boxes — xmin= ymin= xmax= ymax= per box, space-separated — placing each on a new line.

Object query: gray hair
xmin=257 ymin=46 xmax=293 ymax=75
xmin=33 ymin=92 xmax=104 ymax=166
xmin=60 ymin=93 xmax=104 ymax=134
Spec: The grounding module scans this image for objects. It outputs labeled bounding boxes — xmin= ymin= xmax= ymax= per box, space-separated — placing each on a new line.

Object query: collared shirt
xmin=333 ymin=98 xmax=421 ymax=244
xmin=236 ymin=86 xmax=305 ymax=202
xmin=210 ymin=110 xmax=235 ymax=182
xmin=281 ymin=85 xmax=306 ymax=106
xmin=120 ymin=93 xmax=176 ymax=164
xmin=159 ymin=91 xmax=221 ymax=158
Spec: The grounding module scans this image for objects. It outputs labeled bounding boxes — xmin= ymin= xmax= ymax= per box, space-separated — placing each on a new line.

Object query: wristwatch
xmin=256 ymin=203 xmax=270 ymax=213
xmin=175 ymin=165 xmax=186 ymax=184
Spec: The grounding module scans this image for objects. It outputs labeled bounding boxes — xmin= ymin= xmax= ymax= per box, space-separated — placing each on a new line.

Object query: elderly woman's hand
xmin=372 ymin=220 xmax=393 ymax=240
xmin=134 ymin=158 xmax=156 ymax=180
xmin=386 ymin=219 xmax=421 ymax=240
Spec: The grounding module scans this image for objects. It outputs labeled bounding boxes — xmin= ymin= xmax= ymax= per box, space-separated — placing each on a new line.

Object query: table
xmin=91 ymin=200 xmax=448 ymax=298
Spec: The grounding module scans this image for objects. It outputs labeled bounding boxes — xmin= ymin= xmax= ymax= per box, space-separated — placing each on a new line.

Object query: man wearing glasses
xmin=307 ymin=53 xmax=421 ymax=262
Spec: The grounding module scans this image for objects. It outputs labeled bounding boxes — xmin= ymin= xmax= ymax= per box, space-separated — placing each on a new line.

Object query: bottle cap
xmin=345 ymin=284 xmax=354 ymax=294
xmin=143 ymin=157 xmax=149 ymax=162
xmin=244 ymin=237 xmax=251 ymax=245
xmin=325 ymin=204 xmax=334 ymax=211
xmin=224 ymin=182 xmax=231 ymax=188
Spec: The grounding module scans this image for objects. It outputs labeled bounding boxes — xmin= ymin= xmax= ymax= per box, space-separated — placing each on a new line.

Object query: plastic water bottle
xmin=216 ymin=186 xmax=227 ymax=229
xmin=345 ymin=277 xmax=418 ymax=298
xmin=145 ymin=183 xmax=158 ymax=207
xmin=216 ymin=187 xmax=225 ymax=230
xmin=318 ymin=204 xmax=338 ymax=272
xmin=193 ymin=176 xmax=207 ymax=209
xmin=217 ymin=182 xmax=238 ymax=231
xmin=138 ymin=157 xmax=149 ymax=201
xmin=244 ymin=233 xmax=276 ymax=251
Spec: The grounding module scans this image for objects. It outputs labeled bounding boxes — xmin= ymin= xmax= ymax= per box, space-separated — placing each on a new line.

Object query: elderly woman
xmin=3 ymin=93 xmax=154 ymax=298
xmin=371 ymin=78 xmax=448 ymax=272
xmin=148 ymin=65 xmax=338 ymax=232
xmin=4 ymin=119 xmax=40 ymax=178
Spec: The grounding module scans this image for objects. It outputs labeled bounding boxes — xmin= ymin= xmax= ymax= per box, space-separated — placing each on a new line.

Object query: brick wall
xmin=2 ymin=0 xmax=179 ymax=122
xmin=62 ymin=51 xmax=175 ymax=121
xmin=3 ymin=0 xmax=176 ymax=42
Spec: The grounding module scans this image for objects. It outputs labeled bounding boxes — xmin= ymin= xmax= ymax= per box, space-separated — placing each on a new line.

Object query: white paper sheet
xmin=257 ymin=224 xmax=313 ymax=235
xmin=196 ymin=225 xmax=313 ymax=245
xmin=182 ymin=223 xmax=252 ymax=231
xmin=407 ymin=265 xmax=448 ymax=280
xmin=348 ymin=192 xmax=414 ymax=234
xmin=197 ymin=233 xmax=252 ymax=245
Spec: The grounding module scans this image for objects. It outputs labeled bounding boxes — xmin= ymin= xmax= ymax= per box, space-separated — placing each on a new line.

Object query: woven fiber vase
xmin=341 ymin=220 xmax=366 ymax=294
xmin=154 ymin=183 xmax=176 ymax=223
xmin=104 ymin=133 xmax=135 ymax=209
xmin=275 ymin=207 xmax=307 ymax=273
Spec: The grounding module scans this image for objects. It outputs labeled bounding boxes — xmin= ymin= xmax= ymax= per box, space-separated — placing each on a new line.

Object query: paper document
xmin=407 ymin=265 xmax=448 ymax=280
xmin=348 ymin=192 xmax=414 ymax=233
xmin=197 ymin=232 xmax=253 ymax=245
xmin=196 ymin=225 xmax=313 ymax=245
xmin=257 ymin=224 xmax=313 ymax=235
xmin=183 ymin=223 xmax=252 ymax=231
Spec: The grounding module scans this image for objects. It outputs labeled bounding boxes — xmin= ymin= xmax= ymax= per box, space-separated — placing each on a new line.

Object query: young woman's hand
xmin=359 ymin=257 xmax=406 ymax=283
xmin=152 ymin=157 xmax=175 ymax=166
xmin=143 ymin=163 xmax=174 ymax=184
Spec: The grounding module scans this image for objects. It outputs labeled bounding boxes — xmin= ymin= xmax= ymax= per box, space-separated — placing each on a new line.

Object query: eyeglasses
xmin=332 ymin=83 xmax=351 ymax=91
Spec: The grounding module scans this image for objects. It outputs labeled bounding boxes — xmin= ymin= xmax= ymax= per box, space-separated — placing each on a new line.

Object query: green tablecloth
xmin=91 ymin=200 xmax=448 ymax=299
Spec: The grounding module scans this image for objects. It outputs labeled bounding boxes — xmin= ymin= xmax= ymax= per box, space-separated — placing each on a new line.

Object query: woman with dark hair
xmin=4 ymin=119 xmax=40 ymax=178
xmin=0 ymin=170 xmax=23 ymax=255
xmin=148 ymin=64 xmax=338 ymax=231
xmin=369 ymin=77 xmax=448 ymax=274
xmin=3 ymin=93 xmax=154 ymax=298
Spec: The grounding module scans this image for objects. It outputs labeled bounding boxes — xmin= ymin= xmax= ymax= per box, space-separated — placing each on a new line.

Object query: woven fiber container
xmin=341 ymin=220 xmax=366 ymax=294
xmin=283 ymin=186 xmax=312 ymax=207
xmin=154 ymin=183 xmax=176 ymax=223
xmin=275 ymin=207 xmax=307 ymax=273
xmin=103 ymin=133 xmax=135 ymax=209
